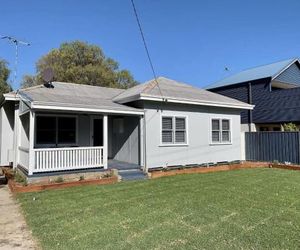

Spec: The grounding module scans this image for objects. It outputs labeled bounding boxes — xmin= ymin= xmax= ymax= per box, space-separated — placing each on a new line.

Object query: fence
xmin=245 ymin=132 xmax=300 ymax=164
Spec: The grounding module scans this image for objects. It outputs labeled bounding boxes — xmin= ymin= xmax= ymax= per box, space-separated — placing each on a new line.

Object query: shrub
xmin=14 ymin=172 xmax=28 ymax=186
xmin=283 ymin=123 xmax=299 ymax=132
xmin=54 ymin=176 xmax=64 ymax=183
xmin=102 ymin=172 xmax=113 ymax=178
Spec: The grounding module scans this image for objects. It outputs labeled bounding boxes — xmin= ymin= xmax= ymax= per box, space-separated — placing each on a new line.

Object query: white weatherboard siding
xmin=0 ymin=102 xmax=15 ymax=166
xmin=144 ymin=102 xmax=242 ymax=169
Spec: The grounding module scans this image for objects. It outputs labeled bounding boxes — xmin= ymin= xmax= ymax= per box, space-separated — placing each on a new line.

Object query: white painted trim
xmin=209 ymin=117 xmax=233 ymax=145
xmin=139 ymin=95 xmax=254 ymax=110
xmin=103 ymin=115 xmax=108 ymax=169
xmin=31 ymin=102 xmax=144 ymax=115
xmin=160 ymin=112 xmax=189 ymax=146
xmin=28 ymin=111 xmax=35 ymax=175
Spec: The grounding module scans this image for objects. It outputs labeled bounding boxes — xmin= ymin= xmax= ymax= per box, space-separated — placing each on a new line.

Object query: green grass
xmin=18 ymin=168 xmax=300 ymax=249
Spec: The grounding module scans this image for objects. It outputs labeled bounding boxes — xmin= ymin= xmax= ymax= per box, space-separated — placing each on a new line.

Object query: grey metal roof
xmin=18 ymin=82 xmax=143 ymax=113
xmin=113 ymin=77 xmax=253 ymax=109
xmin=206 ymin=58 xmax=298 ymax=89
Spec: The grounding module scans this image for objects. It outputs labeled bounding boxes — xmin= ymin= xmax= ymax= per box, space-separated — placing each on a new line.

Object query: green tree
xmin=22 ymin=41 xmax=137 ymax=89
xmin=0 ymin=59 xmax=11 ymax=96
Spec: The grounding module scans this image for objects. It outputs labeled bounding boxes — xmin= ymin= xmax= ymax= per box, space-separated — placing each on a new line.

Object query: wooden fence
xmin=245 ymin=132 xmax=300 ymax=164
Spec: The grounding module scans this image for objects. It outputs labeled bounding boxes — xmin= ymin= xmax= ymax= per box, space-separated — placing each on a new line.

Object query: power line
xmin=130 ymin=0 xmax=164 ymax=98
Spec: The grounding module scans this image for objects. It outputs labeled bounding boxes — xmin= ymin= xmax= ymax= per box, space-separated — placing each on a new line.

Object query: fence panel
xmin=245 ymin=132 xmax=300 ymax=164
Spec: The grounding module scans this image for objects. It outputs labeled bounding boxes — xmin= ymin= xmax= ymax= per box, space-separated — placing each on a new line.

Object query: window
xmin=162 ymin=116 xmax=187 ymax=144
xmin=36 ymin=116 xmax=77 ymax=145
xmin=211 ymin=119 xmax=231 ymax=143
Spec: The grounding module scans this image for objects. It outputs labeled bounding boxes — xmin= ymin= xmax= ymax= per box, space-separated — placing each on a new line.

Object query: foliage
xmin=0 ymin=59 xmax=12 ymax=96
xmin=283 ymin=123 xmax=299 ymax=132
xmin=102 ymin=171 xmax=113 ymax=178
xmin=21 ymin=41 xmax=137 ymax=89
xmin=54 ymin=176 xmax=64 ymax=183
xmin=18 ymin=169 xmax=300 ymax=249
xmin=79 ymin=175 xmax=85 ymax=181
xmin=14 ymin=172 xmax=28 ymax=186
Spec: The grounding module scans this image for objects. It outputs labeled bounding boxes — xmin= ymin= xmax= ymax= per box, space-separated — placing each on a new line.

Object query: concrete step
xmin=118 ymin=169 xmax=148 ymax=181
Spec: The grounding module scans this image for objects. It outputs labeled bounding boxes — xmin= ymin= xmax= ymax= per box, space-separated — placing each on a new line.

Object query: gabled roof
xmin=206 ymin=58 xmax=299 ymax=90
xmin=14 ymin=82 xmax=144 ymax=115
xmin=114 ymin=77 xmax=253 ymax=110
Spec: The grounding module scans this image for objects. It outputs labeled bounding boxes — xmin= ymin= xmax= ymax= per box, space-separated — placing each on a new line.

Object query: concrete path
xmin=0 ymin=185 xmax=38 ymax=250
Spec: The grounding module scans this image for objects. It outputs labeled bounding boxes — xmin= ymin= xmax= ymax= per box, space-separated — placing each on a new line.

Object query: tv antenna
xmin=1 ymin=35 xmax=30 ymax=88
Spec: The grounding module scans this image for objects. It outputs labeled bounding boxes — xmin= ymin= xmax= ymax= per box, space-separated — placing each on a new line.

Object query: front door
xmin=93 ymin=118 xmax=103 ymax=146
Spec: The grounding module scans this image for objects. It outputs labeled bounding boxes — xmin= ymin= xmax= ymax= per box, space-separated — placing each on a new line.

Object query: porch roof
xmin=17 ymin=82 xmax=144 ymax=115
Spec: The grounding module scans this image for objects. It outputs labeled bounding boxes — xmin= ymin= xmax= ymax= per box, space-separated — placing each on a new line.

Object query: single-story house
xmin=206 ymin=58 xmax=300 ymax=132
xmin=0 ymin=77 xmax=253 ymax=176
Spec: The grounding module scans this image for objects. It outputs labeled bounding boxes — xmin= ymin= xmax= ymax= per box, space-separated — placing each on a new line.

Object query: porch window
xmin=36 ymin=116 xmax=77 ymax=146
xmin=211 ymin=119 xmax=231 ymax=143
xmin=162 ymin=116 xmax=187 ymax=144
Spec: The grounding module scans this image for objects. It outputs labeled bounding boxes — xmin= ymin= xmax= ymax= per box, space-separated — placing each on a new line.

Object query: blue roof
xmin=206 ymin=58 xmax=298 ymax=89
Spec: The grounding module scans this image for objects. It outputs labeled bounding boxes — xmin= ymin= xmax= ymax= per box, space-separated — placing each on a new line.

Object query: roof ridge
xmin=53 ymin=81 xmax=124 ymax=91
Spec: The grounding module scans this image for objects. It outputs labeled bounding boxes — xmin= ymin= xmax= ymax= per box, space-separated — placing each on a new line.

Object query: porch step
xmin=118 ymin=169 xmax=148 ymax=181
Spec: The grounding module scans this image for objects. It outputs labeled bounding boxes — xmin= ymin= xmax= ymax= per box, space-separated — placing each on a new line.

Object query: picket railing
xmin=33 ymin=146 xmax=104 ymax=173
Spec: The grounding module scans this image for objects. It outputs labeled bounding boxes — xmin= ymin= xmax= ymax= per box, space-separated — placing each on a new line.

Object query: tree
xmin=21 ymin=41 xmax=137 ymax=89
xmin=0 ymin=59 xmax=11 ymax=96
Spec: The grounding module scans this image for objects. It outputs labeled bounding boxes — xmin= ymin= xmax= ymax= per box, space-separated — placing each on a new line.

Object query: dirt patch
xmin=0 ymin=185 xmax=39 ymax=249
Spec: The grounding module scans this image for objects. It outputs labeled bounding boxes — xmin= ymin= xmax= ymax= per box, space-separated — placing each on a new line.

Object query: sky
xmin=1 ymin=0 xmax=300 ymax=90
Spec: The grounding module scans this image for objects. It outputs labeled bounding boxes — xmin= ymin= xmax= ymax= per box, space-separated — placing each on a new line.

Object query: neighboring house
xmin=0 ymin=77 xmax=252 ymax=176
xmin=206 ymin=58 xmax=300 ymax=132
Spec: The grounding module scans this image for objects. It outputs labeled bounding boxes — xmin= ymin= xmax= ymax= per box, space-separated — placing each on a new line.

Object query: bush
xmin=14 ymin=172 xmax=28 ymax=186
xmin=102 ymin=172 xmax=113 ymax=178
xmin=54 ymin=177 xmax=64 ymax=183
xmin=283 ymin=123 xmax=299 ymax=132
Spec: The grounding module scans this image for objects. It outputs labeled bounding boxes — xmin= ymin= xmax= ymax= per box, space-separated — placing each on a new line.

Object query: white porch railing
xmin=33 ymin=146 xmax=104 ymax=173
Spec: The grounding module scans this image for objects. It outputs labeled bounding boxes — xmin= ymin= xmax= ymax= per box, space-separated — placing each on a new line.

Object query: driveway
xmin=0 ymin=185 xmax=38 ymax=250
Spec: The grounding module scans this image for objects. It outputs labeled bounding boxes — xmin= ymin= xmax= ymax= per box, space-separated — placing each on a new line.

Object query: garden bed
xmin=8 ymin=175 xmax=118 ymax=193
xmin=149 ymin=161 xmax=269 ymax=178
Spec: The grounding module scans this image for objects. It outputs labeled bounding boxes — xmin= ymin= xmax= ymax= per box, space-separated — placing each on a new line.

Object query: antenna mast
xmin=1 ymin=35 xmax=30 ymax=88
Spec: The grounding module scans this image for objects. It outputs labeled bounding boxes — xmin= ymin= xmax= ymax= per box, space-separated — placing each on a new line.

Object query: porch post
xmin=13 ymin=104 xmax=20 ymax=168
xmin=103 ymin=114 xmax=108 ymax=169
xmin=28 ymin=111 xmax=35 ymax=175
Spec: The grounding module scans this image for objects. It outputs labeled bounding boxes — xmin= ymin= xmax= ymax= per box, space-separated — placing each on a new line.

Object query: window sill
xmin=159 ymin=144 xmax=189 ymax=147
xmin=209 ymin=142 xmax=232 ymax=146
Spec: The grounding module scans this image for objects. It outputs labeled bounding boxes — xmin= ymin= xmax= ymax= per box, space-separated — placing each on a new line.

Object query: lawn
xmin=18 ymin=168 xmax=300 ymax=249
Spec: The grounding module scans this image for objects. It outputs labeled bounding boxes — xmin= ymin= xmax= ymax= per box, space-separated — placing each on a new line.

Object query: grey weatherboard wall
xmin=143 ymin=101 xmax=243 ymax=169
xmin=245 ymin=132 xmax=300 ymax=164
xmin=210 ymin=77 xmax=300 ymax=124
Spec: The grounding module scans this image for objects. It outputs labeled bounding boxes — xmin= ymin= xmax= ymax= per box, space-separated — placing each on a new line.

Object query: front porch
xmin=15 ymin=109 xmax=143 ymax=176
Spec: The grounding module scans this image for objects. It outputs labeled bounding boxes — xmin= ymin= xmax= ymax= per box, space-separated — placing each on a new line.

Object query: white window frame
xmin=35 ymin=114 xmax=78 ymax=148
xmin=210 ymin=118 xmax=232 ymax=145
xmin=160 ymin=114 xmax=188 ymax=147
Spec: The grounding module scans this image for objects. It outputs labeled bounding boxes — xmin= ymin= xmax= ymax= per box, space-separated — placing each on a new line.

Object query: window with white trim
xmin=36 ymin=116 xmax=77 ymax=146
xmin=211 ymin=119 xmax=231 ymax=143
xmin=162 ymin=116 xmax=187 ymax=144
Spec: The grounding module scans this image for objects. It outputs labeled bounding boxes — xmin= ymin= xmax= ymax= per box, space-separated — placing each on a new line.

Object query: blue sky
xmin=1 ymin=0 xmax=300 ymax=90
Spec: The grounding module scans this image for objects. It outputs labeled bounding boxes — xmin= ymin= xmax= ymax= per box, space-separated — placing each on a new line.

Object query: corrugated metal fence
xmin=245 ymin=132 xmax=300 ymax=164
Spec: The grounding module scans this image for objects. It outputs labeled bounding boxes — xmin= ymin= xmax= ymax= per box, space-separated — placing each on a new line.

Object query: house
xmin=0 ymin=77 xmax=252 ymax=176
xmin=206 ymin=58 xmax=300 ymax=132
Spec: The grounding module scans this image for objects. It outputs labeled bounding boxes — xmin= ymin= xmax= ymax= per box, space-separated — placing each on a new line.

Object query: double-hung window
xmin=211 ymin=119 xmax=231 ymax=143
xmin=162 ymin=116 xmax=187 ymax=145
xmin=36 ymin=116 xmax=77 ymax=146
